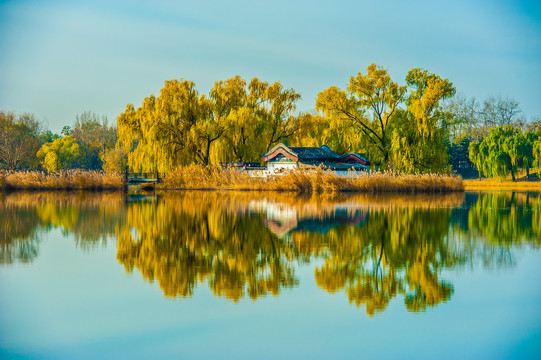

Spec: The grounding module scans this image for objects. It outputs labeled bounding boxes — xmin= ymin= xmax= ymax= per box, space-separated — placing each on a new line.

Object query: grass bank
xmin=160 ymin=165 xmax=464 ymax=193
xmin=0 ymin=170 xmax=123 ymax=191
xmin=464 ymin=178 xmax=541 ymax=191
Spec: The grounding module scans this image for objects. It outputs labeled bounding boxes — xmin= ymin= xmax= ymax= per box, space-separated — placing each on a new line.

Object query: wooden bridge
xmin=124 ymin=171 xmax=164 ymax=189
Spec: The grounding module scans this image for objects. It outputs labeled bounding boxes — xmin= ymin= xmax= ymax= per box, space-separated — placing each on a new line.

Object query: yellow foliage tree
xmin=36 ymin=135 xmax=80 ymax=171
xmin=316 ymin=63 xmax=407 ymax=166
xmin=117 ymin=76 xmax=303 ymax=172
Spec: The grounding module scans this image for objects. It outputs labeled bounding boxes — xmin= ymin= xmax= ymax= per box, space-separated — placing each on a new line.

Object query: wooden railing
xmin=128 ymin=172 xmax=165 ymax=179
xmin=123 ymin=170 xmax=164 ymax=190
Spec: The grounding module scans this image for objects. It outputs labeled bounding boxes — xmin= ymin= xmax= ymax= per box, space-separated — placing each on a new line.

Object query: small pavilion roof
xmin=341 ymin=152 xmax=370 ymax=165
xmin=343 ymin=152 xmax=368 ymax=161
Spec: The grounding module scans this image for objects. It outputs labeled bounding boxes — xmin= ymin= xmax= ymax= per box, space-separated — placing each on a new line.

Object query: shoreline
xmin=1 ymin=187 xmax=465 ymax=193
xmin=4 ymin=169 xmax=541 ymax=193
xmin=4 ymin=184 xmax=541 ymax=192
xmin=1 ymin=169 xmax=464 ymax=193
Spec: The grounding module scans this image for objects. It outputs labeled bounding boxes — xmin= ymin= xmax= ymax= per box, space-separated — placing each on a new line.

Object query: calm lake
xmin=1 ymin=191 xmax=540 ymax=359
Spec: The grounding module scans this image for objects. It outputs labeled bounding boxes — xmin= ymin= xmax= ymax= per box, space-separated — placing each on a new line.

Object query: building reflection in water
xmin=251 ymin=199 xmax=367 ymax=238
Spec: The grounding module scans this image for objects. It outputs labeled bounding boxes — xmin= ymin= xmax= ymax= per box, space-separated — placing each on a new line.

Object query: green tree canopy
xmin=469 ymin=125 xmax=538 ymax=181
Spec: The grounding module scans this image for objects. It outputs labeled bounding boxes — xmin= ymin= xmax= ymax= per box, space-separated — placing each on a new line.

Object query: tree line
xmin=446 ymin=94 xmax=541 ymax=180
xmin=1 ymin=63 xmax=540 ymax=177
xmin=116 ymin=65 xmax=458 ymax=173
xmin=116 ymin=64 xmax=541 ymax=176
xmin=0 ymin=111 xmax=117 ymax=172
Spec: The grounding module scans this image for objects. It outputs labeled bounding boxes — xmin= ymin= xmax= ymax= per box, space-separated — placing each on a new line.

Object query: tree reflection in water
xmin=0 ymin=193 xmax=41 ymax=264
xmin=1 ymin=191 xmax=540 ymax=315
xmin=115 ymin=193 xmax=299 ymax=300
xmin=0 ymin=192 xmax=124 ymax=263
xmin=290 ymin=195 xmax=462 ymax=316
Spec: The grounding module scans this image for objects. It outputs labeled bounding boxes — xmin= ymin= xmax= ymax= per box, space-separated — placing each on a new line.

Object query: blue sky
xmin=1 ymin=0 xmax=540 ymax=132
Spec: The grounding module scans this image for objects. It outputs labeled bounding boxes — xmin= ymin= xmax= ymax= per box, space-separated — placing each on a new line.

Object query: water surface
xmin=1 ymin=191 xmax=540 ymax=359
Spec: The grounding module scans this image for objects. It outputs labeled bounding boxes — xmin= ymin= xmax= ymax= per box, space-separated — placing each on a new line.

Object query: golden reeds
xmin=0 ymin=170 xmax=123 ymax=191
xmin=160 ymin=165 xmax=464 ymax=193
xmin=1 ymin=166 xmax=464 ymax=192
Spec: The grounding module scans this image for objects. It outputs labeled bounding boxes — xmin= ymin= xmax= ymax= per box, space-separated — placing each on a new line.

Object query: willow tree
xmin=211 ymin=76 xmax=252 ymax=162
xmin=288 ymin=113 xmax=327 ymax=148
xmin=117 ymin=76 xmax=302 ymax=171
xmin=506 ymin=132 xmax=535 ymax=178
xmin=259 ymin=80 xmax=302 ymax=152
xmin=523 ymin=131 xmax=540 ymax=179
xmin=217 ymin=77 xmax=302 ymax=161
xmin=388 ymin=68 xmax=456 ymax=173
xmin=470 ymin=126 xmax=541 ymax=181
xmin=316 ymin=63 xmax=407 ymax=166
xmin=469 ymin=126 xmax=521 ymax=180
xmin=117 ymin=80 xmax=206 ymax=172
xmin=316 ymin=64 xmax=455 ymax=172
xmin=534 ymin=139 xmax=541 ymax=176
xmin=287 ymin=112 xmax=366 ymax=155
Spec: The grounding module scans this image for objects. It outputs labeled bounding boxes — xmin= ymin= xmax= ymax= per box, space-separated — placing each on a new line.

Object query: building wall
xmin=333 ymin=170 xmax=368 ymax=177
xmin=267 ymin=162 xmax=298 ymax=173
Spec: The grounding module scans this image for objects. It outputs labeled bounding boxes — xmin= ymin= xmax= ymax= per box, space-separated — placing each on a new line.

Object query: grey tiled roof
xmin=263 ymin=144 xmax=342 ymax=161
xmin=288 ymin=145 xmax=342 ymax=161
xmin=263 ymin=143 xmax=371 ymax=167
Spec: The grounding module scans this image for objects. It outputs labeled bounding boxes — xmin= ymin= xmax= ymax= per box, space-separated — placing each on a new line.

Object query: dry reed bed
xmin=0 ymin=170 xmax=123 ymax=191
xmin=1 ymin=166 xmax=464 ymax=193
xmin=464 ymin=179 xmax=541 ymax=191
xmin=160 ymin=165 xmax=464 ymax=193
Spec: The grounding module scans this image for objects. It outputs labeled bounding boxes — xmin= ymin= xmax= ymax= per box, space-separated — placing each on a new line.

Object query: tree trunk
xmin=204 ymin=138 xmax=211 ymax=165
